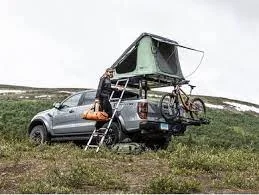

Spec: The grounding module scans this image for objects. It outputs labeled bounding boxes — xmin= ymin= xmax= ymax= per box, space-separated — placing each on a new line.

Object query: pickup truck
xmin=28 ymin=89 xmax=186 ymax=149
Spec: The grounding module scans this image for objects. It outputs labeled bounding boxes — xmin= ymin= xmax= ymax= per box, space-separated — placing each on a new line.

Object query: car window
xmin=62 ymin=93 xmax=82 ymax=108
xmin=82 ymin=91 xmax=96 ymax=105
xmin=112 ymin=90 xmax=139 ymax=100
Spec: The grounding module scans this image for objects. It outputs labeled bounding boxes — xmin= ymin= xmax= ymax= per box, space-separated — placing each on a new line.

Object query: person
xmin=95 ymin=67 xmax=119 ymax=118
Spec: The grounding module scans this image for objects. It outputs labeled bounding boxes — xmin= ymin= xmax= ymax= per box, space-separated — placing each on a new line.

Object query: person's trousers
xmin=100 ymin=97 xmax=113 ymax=118
xmin=95 ymin=97 xmax=112 ymax=129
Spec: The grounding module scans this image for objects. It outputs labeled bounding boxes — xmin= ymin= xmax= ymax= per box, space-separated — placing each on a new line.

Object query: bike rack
xmin=168 ymin=117 xmax=210 ymax=126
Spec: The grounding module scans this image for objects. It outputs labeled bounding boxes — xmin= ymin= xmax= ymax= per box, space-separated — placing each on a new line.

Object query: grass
xmin=0 ymin=99 xmax=54 ymax=140
xmin=145 ymin=175 xmax=201 ymax=193
xmin=0 ymin=92 xmax=259 ymax=193
xmin=20 ymin=161 xmax=128 ymax=193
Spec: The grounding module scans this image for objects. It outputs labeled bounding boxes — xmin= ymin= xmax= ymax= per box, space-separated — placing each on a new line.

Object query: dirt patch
xmin=0 ymin=163 xmax=30 ymax=175
xmin=0 ymin=162 xmax=32 ymax=193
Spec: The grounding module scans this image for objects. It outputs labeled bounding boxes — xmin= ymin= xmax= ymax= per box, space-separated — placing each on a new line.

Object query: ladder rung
xmin=98 ymin=128 xmax=107 ymax=130
xmin=110 ymin=98 xmax=120 ymax=101
xmin=87 ymin=145 xmax=99 ymax=148
xmin=92 ymin=133 xmax=104 ymax=137
xmin=116 ymin=78 xmax=129 ymax=82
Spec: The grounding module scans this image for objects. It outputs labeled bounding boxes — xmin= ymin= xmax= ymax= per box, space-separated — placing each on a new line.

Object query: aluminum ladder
xmin=84 ymin=78 xmax=129 ymax=152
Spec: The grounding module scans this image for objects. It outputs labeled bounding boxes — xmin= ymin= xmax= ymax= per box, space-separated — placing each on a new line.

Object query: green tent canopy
xmin=110 ymin=33 xmax=186 ymax=89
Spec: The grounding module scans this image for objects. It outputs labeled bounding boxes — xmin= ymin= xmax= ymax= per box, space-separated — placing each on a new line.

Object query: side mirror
xmin=53 ymin=102 xmax=61 ymax=109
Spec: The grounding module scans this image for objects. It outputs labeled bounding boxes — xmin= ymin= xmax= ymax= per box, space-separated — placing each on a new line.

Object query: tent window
xmin=116 ymin=48 xmax=137 ymax=74
xmin=154 ymin=41 xmax=179 ymax=75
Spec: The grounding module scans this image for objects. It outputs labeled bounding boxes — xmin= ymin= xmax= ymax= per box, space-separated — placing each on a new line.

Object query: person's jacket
xmin=95 ymin=76 xmax=112 ymax=99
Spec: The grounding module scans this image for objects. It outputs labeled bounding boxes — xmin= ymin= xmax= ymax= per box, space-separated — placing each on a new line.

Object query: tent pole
xmin=144 ymin=78 xmax=147 ymax=99
xmin=139 ymin=79 xmax=143 ymax=98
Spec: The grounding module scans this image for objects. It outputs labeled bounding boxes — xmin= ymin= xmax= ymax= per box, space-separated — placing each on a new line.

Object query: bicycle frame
xmin=160 ymin=80 xmax=207 ymax=122
xmin=172 ymin=84 xmax=193 ymax=112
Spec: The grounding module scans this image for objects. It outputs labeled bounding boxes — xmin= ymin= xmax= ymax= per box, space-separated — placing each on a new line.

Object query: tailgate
xmin=147 ymin=100 xmax=164 ymax=122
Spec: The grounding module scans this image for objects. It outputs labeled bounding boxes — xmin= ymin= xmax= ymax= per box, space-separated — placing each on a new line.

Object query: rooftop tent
xmin=110 ymin=33 xmax=185 ymax=89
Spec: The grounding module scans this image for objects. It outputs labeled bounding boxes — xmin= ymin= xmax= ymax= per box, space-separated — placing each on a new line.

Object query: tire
xmin=29 ymin=125 xmax=49 ymax=145
xmin=158 ymin=136 xmax=171 ymax=150
xmin=98 ymin=122 xmax=121 ymax=148
xmin=159 ymin=93 xmax=179 ymax=121
xmin=190 ymin=98 xmax=206 ymax=120
xmin=146 ymin=136 xmax=171 ymax=150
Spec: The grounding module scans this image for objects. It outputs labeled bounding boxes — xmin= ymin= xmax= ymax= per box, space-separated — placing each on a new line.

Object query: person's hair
xmin=106 ymin=68 xmax=114 ymax=73
xmin=101 ymin=68 xmax=114 ymax=78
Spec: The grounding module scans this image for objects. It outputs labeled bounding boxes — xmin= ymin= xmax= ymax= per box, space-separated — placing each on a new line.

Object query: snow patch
xmin=224 ymin=101 xmax=259 ymax=114
xmin=59 ymin=91 xmax=73 ymax=94
xmin=205 ymin=103 xmax=224 ymax=109
xmin=19 ymin=96 xmax=29 ymax=99
xmin=205 ymin=102 xmax=259 ymax=114
xmin=148 ymin=94 xmax=162 ymax=98
xmin=34 ymin=95 xmax=52 ymax=99
xmin=0 ymin=89 xmax=26 ymax=94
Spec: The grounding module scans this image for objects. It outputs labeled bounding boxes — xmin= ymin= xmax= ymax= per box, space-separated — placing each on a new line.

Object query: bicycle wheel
xmin=159 ymin=93 xmax=179 ymax=121
xmin=190 ymin=98 xmax=206 ymax=120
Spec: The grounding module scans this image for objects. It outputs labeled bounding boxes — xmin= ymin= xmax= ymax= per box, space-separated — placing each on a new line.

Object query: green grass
xmin=145 ymin=175 xmax=201 ymax=193
xmin=181 ymin=108 xmax=259 ymax=150
xmin=0 ymin=100 xmax=53 ymax=140
xmin=0 ymin=96 xmax=259 ymax=193
xmin=20 ymin=161 xmax=128 ymax=193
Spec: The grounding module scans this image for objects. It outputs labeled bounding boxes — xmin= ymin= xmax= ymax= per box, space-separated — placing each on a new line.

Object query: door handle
xmin=69 ymin=110 xmax=74 ymax=113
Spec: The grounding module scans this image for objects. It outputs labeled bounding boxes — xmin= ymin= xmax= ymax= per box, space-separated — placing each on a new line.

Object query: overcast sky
xmin=0 ymin=0 xmax=258 ymax=104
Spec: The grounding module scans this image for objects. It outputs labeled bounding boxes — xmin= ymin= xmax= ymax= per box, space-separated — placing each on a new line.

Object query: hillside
xmin=0 ymin=85 xmax=259 ymax=193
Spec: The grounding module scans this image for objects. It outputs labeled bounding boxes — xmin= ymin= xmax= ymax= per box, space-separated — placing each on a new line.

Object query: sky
xmin=0 ymin=0 xmax=258 ymax=104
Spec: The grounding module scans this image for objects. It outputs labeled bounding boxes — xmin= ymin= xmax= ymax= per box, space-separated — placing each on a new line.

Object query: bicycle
xmin=159 ymin=80 xmax=206 ymax=122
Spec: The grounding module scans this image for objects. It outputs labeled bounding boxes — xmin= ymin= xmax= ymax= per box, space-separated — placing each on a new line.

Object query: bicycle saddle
xmin=178 ymin=80 xmax=190 ymax=85
xmin=188 ymin=84 xmax=196 ymax=89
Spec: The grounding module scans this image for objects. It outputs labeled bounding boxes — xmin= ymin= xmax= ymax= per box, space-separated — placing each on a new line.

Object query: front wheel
xmin=159 ymin=93 xmax=179 ymax=121
xmin=29 ymin=125 xmax=49 ymax=145
xmin=190 ymin=98 xmax=206 ymax=120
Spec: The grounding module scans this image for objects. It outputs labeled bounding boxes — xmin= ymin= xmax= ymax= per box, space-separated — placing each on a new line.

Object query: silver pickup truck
xmin=29 ymin=32 xmax=207 ymax=149
xmin=28 ymin=89 xmax=186 ymax=149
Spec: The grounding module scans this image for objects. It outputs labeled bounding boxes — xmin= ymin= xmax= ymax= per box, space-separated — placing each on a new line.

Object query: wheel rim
xmin=161 ymin=95 xmax=178 ymax=120
xmin=96 ymin=126 xmax=117 ymax=147
xmin=30 ymin=130 xmax=43 ymax=144
xmin=191 ymin=101 xmax=205 ymax=119
xmin=104 ymin=128 xmax=116 ymax=146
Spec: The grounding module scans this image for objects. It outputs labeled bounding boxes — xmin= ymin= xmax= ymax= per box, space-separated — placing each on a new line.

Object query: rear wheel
xmin=157 ymin=136 xmax=171 ymax=150
xmin=146 ymin=136 xmax=172 ymax=150
xmin=98 ymin=122 xmax=121 ymax=148
xmin=159 ymin=93 xmax=179 ymax=121
xmin=190 ymin=98 xmax=206 ymax=120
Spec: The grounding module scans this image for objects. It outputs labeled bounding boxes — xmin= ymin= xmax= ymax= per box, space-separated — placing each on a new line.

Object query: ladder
xmin=84 ymin=78 xmax=129 ymax=152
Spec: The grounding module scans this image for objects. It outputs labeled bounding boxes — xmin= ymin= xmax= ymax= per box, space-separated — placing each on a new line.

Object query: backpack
xmin=111 ymin=142 xmax=144 ymax=155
